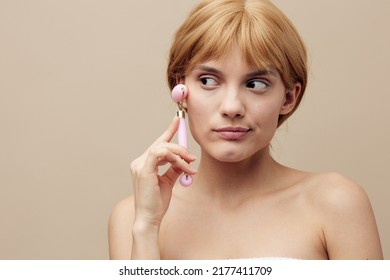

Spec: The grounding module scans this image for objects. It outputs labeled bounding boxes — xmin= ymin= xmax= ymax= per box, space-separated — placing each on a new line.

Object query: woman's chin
xmin=208 ymin=150 xmax=252 ymax=163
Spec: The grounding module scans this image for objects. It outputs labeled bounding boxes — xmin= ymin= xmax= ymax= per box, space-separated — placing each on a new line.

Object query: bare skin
xmin=108 ymin=47 xmax=383 ymax=260
xmin=109 ymin=156 xmax=382 ymax=260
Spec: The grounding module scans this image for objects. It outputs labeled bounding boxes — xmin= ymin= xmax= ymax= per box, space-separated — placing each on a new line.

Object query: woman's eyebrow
xmin=245 ymin=69 xmax=277 ymax=78
xmin=193 ymin=65 xmax=277 ymax=78
xmin=193 ymin=65 xmax=222 ymax=75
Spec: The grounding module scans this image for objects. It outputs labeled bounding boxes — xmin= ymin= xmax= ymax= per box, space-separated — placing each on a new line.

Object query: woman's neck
xmin=192 ymin=146 xmax=286 ymax=204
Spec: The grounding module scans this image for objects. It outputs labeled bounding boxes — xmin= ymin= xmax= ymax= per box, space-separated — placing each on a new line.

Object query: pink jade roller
xmin=171 ymin=84 xmax=193 ymax=187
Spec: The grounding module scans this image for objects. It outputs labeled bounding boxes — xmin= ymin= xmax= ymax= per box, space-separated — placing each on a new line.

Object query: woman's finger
xmin=153 ymin=116 xmax=180 ymax=145
xmin=142 ymin=145 xmax=197 ymax=176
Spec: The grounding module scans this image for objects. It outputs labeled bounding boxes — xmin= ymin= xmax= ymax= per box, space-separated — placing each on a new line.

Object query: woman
xmin=108 ymin=0 xmax=383 ymax=260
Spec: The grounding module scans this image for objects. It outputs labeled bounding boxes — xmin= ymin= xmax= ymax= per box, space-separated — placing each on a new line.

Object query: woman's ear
xmin=280 ymin=82 xmax=301 ymax=115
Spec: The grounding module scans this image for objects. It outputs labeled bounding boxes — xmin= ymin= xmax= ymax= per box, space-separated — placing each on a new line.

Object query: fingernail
xmin=190 ymin=168 xmax=198 ymax=174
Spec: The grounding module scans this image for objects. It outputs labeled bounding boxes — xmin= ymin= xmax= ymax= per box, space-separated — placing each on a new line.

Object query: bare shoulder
xmin=304 ymin=172 xmax=370 ymax=208
xmin=302 ymin=172 xmax=383 ymax=259
xmin=108 ymin=196 xmax=135 ymax=259
xmin=109 ymin=196 xmax=134 ymax=225
xmin=303 ymin=172 xmax=375 ymax=224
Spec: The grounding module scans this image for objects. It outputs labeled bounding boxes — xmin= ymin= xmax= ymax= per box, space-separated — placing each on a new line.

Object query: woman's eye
xmin=247 ymin=80 xmax=267 ymax=90
xmin=200 ymin=77 xmax=219 ymax=87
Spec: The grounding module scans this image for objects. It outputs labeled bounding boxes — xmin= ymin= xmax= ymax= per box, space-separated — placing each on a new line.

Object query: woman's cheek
xmin=187 ymin=97 xmax=212 ymax=144
xmin=187 ymin=113 xmax=205 ymax=148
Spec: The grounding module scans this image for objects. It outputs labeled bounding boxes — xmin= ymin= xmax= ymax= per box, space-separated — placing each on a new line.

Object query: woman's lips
xmin=213 ymin=127 xmax=251 ymax=140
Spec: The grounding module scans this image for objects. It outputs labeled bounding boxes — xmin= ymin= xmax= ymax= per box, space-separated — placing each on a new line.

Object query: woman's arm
xmin=108 ymin=196 xmax=134 ymax=259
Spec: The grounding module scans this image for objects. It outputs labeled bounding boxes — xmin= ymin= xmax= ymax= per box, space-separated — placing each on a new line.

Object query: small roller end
xmin=180 ymin=173 xmax=192 ymax=187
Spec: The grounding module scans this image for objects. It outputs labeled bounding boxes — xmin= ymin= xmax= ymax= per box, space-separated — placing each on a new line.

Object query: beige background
xmin=0 ymin=0 xmax=389 ymax=259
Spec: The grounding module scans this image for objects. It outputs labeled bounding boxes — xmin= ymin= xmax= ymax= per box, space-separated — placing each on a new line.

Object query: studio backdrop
xmin=0 ymin=0 xmax=389 ymax=259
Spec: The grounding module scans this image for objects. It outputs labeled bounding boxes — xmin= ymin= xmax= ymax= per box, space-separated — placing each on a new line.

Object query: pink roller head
xmin=171 ymin=84 xmax=188 ymax=102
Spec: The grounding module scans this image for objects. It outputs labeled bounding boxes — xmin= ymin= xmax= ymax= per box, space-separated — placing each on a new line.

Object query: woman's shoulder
xmin=298 ymin=171 xmax=383 ymax=259
xmin=300 ymin=172 xmax=371 ymax=209
xmin=281 ymin=170 xmax=372 ymax=221
xmin=109 ymin=195 xmax=135 ymax=226
xmin=300 ymin=171 xmax=377 ymax=236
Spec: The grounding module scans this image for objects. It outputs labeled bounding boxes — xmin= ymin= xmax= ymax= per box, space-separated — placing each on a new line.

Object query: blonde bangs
xmin=187 ymin=10 xmax=277 ymax=75
xmin=186 ymin=17 xmax=240 ymax=72
xmin=167 ymin=1 xmax=244 ymax=87
xmin=238 ymin=10 xmax=281 ymax=75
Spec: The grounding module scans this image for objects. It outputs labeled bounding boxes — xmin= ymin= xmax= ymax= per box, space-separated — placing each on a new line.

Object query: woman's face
xmin=184 ymin=46 xmax=299 ymax=163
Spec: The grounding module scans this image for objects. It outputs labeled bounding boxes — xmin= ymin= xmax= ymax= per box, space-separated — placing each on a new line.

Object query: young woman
xmin=108 ymin=0 xmax=383 ymax=260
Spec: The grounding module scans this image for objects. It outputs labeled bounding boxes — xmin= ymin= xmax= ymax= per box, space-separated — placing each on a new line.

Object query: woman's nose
xmin=219 ymin=87 xmax=245 ymax=119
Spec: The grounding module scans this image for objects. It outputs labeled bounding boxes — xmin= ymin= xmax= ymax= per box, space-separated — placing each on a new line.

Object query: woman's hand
xmin=130 ymin=116 xmax=197 ymax=231
xmin=109 ymin=117 xmax=197 ymax=260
